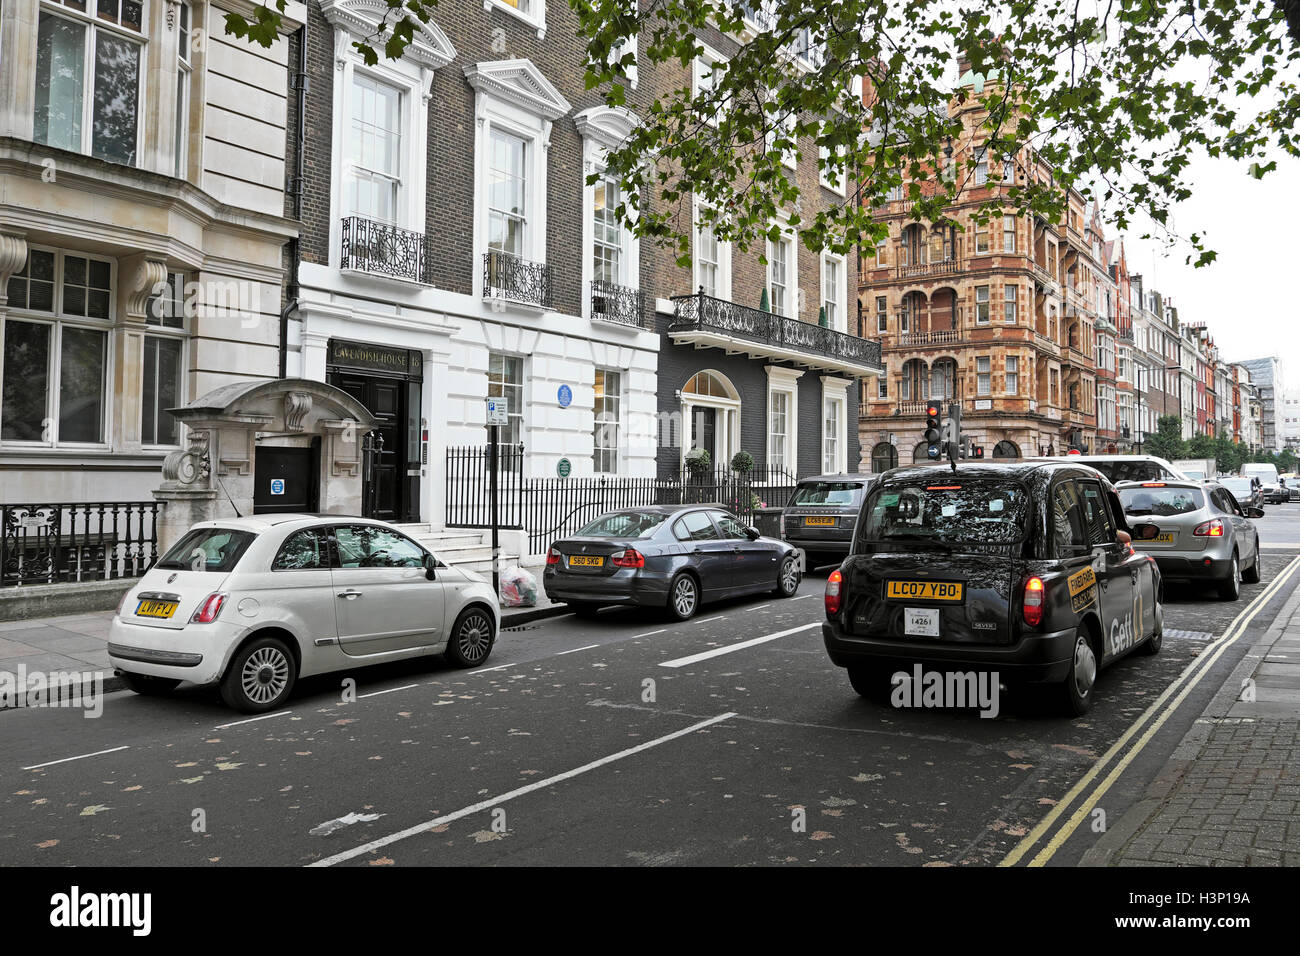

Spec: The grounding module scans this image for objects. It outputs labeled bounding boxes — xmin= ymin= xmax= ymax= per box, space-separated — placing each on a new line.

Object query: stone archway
xmin=153 ymin=378 xmax=378 ymax=551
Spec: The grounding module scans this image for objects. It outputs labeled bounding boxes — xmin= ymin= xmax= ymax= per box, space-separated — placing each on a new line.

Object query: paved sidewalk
xmin=1083 ymin=583 xmax=1300 ymax=867
xmin=0 ymin=595 xmax=567 ymax=703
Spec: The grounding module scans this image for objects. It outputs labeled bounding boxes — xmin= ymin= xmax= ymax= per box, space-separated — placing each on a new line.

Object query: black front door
xmin=254 ymin=443 xmax=319 ymax=515
xmin=330 ymin=372 xmax=406 ymax=522
xmin=691 ymin=407 xmax=717 ymax=463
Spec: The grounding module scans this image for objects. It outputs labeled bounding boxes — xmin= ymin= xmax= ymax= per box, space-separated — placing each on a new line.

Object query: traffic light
xmin=972 ymin=444 xmax=985 ymax=459
xmin=925 ymin=403 xmax=943 ymax=459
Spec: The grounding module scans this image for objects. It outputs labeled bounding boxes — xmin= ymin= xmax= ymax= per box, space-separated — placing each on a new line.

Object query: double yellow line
xmin=1000 ymin=554 xmax=1300 ymax=867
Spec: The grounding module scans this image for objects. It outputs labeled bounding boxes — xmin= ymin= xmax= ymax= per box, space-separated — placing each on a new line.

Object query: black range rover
xmin=821 ymin=461 xmax=1164 ymax=715
xmin=782 ymin=474 xmax=875 ymax=568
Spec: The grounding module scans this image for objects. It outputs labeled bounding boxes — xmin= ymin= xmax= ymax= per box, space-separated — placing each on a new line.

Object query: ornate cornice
xmin=0 ymin=232 xmax=28 ymax=295
xmin=573 ymin=105 xmax=638 ymax=152
xmin=122 ymin=255 xmax=169 ymax=320
xmin=464 ymin=59 xmax=572 ymax=122
xmin=320 ymin=0 xmax=456 ymax=70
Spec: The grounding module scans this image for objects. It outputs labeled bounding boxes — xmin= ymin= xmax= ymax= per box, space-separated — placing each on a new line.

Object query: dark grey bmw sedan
xmin=543 ymin=505 xmax=802 ymax=620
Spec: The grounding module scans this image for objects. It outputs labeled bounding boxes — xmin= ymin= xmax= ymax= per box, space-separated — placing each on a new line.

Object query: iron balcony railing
xmin=670 ymin=291 xmax=882 ymax=372
xmin=483 ymin=251 xmax=553 ymax=309
xmin=590 ymin=280 xmax=646 ymax=328
xmin=340 ymin=216 xmax=429 ymax=283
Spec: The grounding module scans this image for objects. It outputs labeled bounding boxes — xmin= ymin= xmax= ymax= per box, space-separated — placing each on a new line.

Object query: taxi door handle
xmin=337 ymin=590 xmax=363 ymax=600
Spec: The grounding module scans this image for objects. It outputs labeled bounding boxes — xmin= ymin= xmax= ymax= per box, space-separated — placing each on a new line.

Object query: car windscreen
xmin=860 ymin=480 xmax=1028 ymax=545
xmin=1118 ymin=486 xmax=1204 ymax=517
xmin=156 ymin=528 xmax=256 ymax=572
xmin=577 ymin=512 xmax=668 ymax=538
xmin=1087 ymin=460 xmax=1169 ymax=483
xmin=1219 ymin=478 xmax=1253 ymax=499
xmin=790 ymin=481 xmax=864 ymax=507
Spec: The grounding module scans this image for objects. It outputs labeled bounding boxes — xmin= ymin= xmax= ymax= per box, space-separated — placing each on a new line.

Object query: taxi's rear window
xmin=1086 ymin=460 xmax=1171 ymax=483
xmin=859 ymin=480 xmax=1027 ymax=546
xmin=1119 ymin=486 xmax=1204 ymax=517
xmin=790 ymin=481 xmax=864 ymax=507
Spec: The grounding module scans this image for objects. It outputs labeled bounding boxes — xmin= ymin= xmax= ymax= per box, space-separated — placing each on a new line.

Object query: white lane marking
xmin=749 ymin=604 xmax=770 ymax=612
xmin=359 ymin=684 xmax=420 ymax=699
xmin=790 ymin=594 xmax=815 ymax=600
xmin=308 ymin=711 xmax=737 ymax=867
xmin=23 ymin=746 xmax=129 ymax=771
xmin=695 ymin=615 xmax=726 ymax=625
xmin=659 ymin=622 xmax=820 ymax=669
xmin=462 ymin=663 xmax=513 ymax=674
xmin=310 ymin=811 xmax=385 ymax=837
xmin=631 ymin=629 xmax=666 ymax=639
xmin=555 ymin=644 xmax=601 ymax=656
xmin=214 ymin=710 xmax=294 ymax=730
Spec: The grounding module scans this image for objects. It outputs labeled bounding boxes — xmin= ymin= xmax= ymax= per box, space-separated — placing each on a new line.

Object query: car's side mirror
xmin=423 ymin=553 xmax=437 ymax=580
xmin=745 ymin=526 xmax=761 ymax=540
xmin=1131 ymin=523 xmax=1161 ymax=541
xmin=1247 ymin=507 xmax=1265 ymax=519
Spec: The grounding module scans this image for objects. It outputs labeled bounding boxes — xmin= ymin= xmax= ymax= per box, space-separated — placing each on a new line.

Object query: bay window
xmin=34 ymin=1 xmax=143 ymax=167
xmin=2 ymin=248 xmax=112 ymax=446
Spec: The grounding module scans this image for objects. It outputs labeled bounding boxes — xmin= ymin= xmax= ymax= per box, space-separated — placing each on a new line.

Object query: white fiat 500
xmin=108 ymin=515 xmax=500 ymax=712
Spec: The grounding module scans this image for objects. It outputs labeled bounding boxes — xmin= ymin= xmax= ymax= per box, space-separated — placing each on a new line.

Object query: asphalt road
xmin=4 ymin=510 xmax=1299 ymax=867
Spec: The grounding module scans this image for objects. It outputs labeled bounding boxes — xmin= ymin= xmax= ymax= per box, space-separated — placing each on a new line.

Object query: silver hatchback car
xmin=1117 ymin=479 xmax=1264 ymax=600
xmin=109 ymin=515 xmax=500 ymax=712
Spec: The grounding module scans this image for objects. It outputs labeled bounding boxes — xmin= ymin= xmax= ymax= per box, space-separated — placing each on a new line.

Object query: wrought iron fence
xmin=340 ymin=216 xmax=429 ymax=283
xmin=483 ymin=251 xmax=552 ymax=309
xmin=670 ymin=290 xmax=882 ymax=372
xmin=590 ymin=280 xmax=645 ymax=328
xmin=444 ymin=448 xmax=801 ymax=555
xmin=1 ymin=502 xmax=159 ymax=588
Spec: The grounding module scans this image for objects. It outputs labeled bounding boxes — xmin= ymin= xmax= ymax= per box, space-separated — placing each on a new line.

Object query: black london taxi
xmin=821 ymin=461 xmax=1164 ymax=715
xmin=782 ymin=474 xmax=876 ymax=569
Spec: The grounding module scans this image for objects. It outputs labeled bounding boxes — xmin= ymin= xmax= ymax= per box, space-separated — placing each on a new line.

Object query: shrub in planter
xmin=730 ymin=451 xmax=755 ymax=474
xmin=685 ymin=448 xmax=711 ymax=477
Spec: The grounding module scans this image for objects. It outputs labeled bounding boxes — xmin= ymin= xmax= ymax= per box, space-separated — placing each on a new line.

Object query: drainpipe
xmin=280 ymin=16 xmax=309 ymax=379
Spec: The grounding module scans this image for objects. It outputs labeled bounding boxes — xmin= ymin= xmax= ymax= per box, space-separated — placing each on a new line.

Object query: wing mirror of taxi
xmin=423 ymin=553 xmax=437 ymax=580
xmin=1247 ymin=507 xmax=1265 ymax=519
xmin=1131 ymin=524 xmax=1161 ymax=541
xmin=745 ymin=526 xmax=761 ymax=540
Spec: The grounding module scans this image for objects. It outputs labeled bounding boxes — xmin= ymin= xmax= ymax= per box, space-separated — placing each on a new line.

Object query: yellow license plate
xmin=568 ymin=555 xmax=605 ymax=567
xmin=1155 ymin=532 xmax=1176 ymax=543
xmin=886 ymin=581 xmax=964 ymax=601
xmin=804 ymin=516 xmax=836 ymax=526
xmin=136 ymin=600 xmax=178 ymax=619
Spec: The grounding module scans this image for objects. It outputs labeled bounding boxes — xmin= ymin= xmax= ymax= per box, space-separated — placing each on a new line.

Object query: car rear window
xmin=860 ymin=480 xmax=1028 ymax=545
xmin=578 ymin=512 xmax=668 ymax=538
xmin=156 ymin=528 xmax=255 ymax=572
xmin=1086 ymin=460 xmax=1171 ymax=483
xmin=790 ymin=481 xmax=864 ymax=507
xmin=1119 ymin=486 xmax=1204 ymax=517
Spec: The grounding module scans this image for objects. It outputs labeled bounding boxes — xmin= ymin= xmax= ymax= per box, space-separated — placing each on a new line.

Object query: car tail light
xmin=611 ymin=548 xmax=645 ymax=569
xmin=1193 ymin=519 xmax=1224 ymax=537
xmin=115 ymin=590 xmax=132 ymax=618
xmin=191 ymin=593 xmax=226 ymax=624
xmin=1023 ymin=576 xmax=1045 ymax=627
xmin=825 ymin=568 xmax=843 ymax=616
xmin=546 ymin=548 xmax=560 ymax=565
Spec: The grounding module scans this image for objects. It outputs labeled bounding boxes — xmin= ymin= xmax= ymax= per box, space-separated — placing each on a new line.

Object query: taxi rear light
xmin=611 ymin=548 xmax=645 ymax=569
xmin=191 ymin=592 xmax=226 ymax=624
xmin=1141 ymin=482 xmax=1166 ymax=487
xmin=546 ymin=547 xmax=560 ymax=565
xmin=825 ymin=569 xmax=843 ymax=617
xmin=1193 ymin=519 xmax=1224 ymax=537
xmin=1022 ymin=576 xmax=1045 ymax=628
xmin=927 ymin=485 xmax=962 ymax=490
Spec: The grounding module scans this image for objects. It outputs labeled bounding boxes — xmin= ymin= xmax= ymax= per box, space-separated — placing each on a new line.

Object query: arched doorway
xmin=901 ymin=358 xmax=927 ymax=402
xmin=930 ymin=358 xmax=958 ymax=402
xmin=992 ymin=440 xmax=1020 ymax=460
xmin=912 ymin=440 xmax=933 ymax=464
xmin=871 ymin=441 xmax=898 ymax=473
xmin=681 ymin=370 xmax=740 ymax=471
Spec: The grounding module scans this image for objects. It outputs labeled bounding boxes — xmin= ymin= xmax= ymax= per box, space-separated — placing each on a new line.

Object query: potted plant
xmin=759 ymin=288 xmax=770 ymax=313
xmin=730 ymin=450 xmax=754 ymax=474
xmin=685 ymin=447 xmax=711 ymax=479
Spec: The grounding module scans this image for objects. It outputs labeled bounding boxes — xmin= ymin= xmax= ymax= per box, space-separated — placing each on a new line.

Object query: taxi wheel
xmin=774 ymin=555 xmax=801 ymax=598
xmin=847 ymin=664 xmax=895 ymax=704
xmin=1138 ymin=626 xmax=1162 ymax=656
xmin=121 ymin=673 xmax=181 ymax=697
xmin=666 ymin=573 xmax=700 ymax=621
xmin=1059 ymin=630 xmax=1097 ymax=717
xmin=445 ymin=606 xmax=495 ymax=668
xmin=1218 ymin=553 xmax=1241 ymax=601
xmin=1242 ymin=542 xmax=1261 ymax=584
xmin=220 ymin=636 xmax=296 ymax=714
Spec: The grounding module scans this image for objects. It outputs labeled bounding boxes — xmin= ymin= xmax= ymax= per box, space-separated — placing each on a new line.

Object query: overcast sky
xmin=1117 ymin=150 xmax=1300 ymax=392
